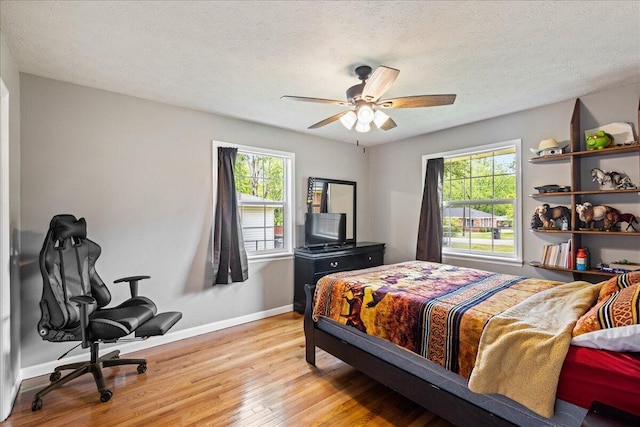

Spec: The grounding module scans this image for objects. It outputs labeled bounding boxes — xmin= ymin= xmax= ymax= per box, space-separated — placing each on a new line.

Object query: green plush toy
xmin=585 ymin=130 xmax=613 ymax=150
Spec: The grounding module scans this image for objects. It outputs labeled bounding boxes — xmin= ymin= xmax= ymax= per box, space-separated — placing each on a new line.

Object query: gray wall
xmin=19 ymin=74 xmax=371 ymax=368
xmin=17 ymin=73 xmax=640 ymax=370
xmin=369 ymin=83 xmax=640 ymax=280
xmin=0 ymin=29 xmax=21 ymax=414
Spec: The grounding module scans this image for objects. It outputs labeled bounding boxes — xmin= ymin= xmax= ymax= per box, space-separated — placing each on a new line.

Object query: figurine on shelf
xmin=535 ymin=203 xmax=570 ymax=229
xmin=585 ymin=130 xmax=613 ymax=150
xmin=591 ymin=168 xmax=637 ymax=190
xmin=530 ymin=211 xmax=544 ymax=229
xmin=591 ymin=168 xmax=609 ymax=187
xmin=576 ymin=202 xmax=621 ymax=230
xmin=617 ymin=213 xmax=638 ymax=232
xmin=616 ymin=175 xmax=638 ymax=190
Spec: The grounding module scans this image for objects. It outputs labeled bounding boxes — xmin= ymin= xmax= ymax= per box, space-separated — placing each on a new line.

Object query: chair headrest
xmin=51 ymin=216 xmax=87 ymax=241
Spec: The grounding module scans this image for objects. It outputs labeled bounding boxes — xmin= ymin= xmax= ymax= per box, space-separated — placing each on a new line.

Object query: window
xmin=423 ymin=139 xmax=522 ymax=264
xmin=213 ymin=141 xmax=294 ymax=258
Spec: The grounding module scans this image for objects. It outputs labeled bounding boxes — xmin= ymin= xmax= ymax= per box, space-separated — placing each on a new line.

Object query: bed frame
xmin=303 ymin=284 xmax=520 ymax=427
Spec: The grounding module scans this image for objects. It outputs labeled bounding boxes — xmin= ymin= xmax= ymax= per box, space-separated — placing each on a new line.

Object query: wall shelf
xmin=530 ymin=98 xmax=640 ymax=280
xmin=530 ymin=188 xmax=640 ymax=198
xmin=528 ymin=262 xmax=616 ymax=277
xmin=531 ymin=229 xmax=640 ymax=236
xmin=529 ymin=144 xmax=640 ymax=163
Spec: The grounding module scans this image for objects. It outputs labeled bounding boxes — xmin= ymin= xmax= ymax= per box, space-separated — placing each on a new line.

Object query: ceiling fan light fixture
xmin=372 ymin=109 xmax=390 ymax=128
xmin=339 ymin=111 xmax=357 ymax=129
xmin=355 ymin=121 xmax=370 ymax=133
xmin=357 ymin=105 xmax=374 ymax=124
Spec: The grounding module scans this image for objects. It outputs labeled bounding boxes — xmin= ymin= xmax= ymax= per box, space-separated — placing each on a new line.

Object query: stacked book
xmin=598 ymin=261 xmax=640 ymax=274
xmin=541 ymin=240 xmax=572 ymax=269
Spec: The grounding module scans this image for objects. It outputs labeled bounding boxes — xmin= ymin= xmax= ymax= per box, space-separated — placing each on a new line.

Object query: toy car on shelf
xmin=534 ymin=185 xmax=571 ymax=194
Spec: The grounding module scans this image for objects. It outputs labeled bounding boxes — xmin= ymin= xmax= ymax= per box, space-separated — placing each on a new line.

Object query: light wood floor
xmin=5 ymin=312 xmax=453 ymax=427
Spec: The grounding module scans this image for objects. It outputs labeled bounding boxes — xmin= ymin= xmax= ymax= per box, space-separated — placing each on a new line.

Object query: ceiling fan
xmin=282 ymin=65 xmax=456 ymax=133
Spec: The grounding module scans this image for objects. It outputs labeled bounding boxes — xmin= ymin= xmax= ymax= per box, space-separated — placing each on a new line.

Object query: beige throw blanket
xmin=468 ymin=280 xmax=601 ymax=418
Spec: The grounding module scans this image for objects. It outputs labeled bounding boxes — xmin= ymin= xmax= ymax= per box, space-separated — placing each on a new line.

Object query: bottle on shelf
xmin=576 ymin=248 xmax=589 ymax=271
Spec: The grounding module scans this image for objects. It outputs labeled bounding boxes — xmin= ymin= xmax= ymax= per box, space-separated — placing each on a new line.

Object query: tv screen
xmin=305 ymin=212 xmax=347 ymax=248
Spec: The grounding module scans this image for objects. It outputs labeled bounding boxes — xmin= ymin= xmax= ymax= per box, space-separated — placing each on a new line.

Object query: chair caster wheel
xmin=100 ymin=390 xmax=113 ymax=403
xmin=137 ymin=363 xmax=147 ymax=374
xmin=49 ymin=371 xmax=61 ymax=382
xmin=32 ymin=397 xmax=43 ymax=411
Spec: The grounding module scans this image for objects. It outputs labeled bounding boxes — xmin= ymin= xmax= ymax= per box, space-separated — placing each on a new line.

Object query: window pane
xmin=471 ymin=153 xmax=492 ymax=178
xmin=438 ymin=144 xmax=518 ymax=259
xmin=234 ymin=149 xmax=289 ymax=255
xmin=470 ymin=176 xmax=493 ymax=199
xmin=494 ymin=151 xmax=516 ymax=175
xmin=448 ymin=178 xmax=469 ymax=201
xmin=494 ymin=174 xmax=515 ymax=199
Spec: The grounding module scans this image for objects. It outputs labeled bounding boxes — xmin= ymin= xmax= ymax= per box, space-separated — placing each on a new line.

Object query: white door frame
xmin=0 ymin=77 xmax=16 ymax=421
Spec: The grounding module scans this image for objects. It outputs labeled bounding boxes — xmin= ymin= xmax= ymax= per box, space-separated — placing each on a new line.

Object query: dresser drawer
xmin=315 ymin=255 xmax=354 ymax=273
xmin=354 ymin=250 xmax=384 ymax=268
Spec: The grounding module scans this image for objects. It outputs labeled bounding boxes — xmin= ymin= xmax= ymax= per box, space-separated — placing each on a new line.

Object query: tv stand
xmin=293 ymin=241 xmax=385 ymax=314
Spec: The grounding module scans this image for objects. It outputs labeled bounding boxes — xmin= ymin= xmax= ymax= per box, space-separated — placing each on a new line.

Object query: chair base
xmin=32 ymin=341 xmax=147 ymax=411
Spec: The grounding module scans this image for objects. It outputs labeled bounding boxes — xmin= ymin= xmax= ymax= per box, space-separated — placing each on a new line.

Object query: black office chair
xmin=32 ymin=214 xmax=182 ymax=411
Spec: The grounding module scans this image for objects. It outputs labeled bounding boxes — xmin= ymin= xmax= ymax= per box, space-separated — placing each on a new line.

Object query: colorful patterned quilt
xmin=312 ymin=261 xmax=566 ymax=379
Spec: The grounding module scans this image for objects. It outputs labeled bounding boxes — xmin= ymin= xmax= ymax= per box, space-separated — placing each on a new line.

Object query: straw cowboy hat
xmin=530 ymin=138 xmax=568 ymax=155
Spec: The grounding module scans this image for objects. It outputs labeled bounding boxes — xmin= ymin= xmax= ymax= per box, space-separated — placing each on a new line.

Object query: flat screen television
xmin=304 ymin=212 xmax=347 ymax=248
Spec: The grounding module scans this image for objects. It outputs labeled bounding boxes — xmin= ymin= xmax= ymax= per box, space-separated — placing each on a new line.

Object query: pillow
xmin=572 ymin=282 xmax=640 ymax=352
xmin=596 ymin=271 xmax=640 ymax=304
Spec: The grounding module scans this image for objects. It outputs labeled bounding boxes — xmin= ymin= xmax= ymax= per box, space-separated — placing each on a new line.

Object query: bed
xmin=303 ymin=261 xmax=640 ymax=427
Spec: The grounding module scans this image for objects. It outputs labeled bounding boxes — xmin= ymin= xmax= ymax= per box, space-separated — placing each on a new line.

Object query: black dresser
xmin=293 ymin=241 xmax=385 ymax=314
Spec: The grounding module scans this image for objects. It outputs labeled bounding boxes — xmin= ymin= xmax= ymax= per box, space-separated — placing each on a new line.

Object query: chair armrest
xmin=69 ymin=295 xmax=96 ymax=305
xmin=69 ymin=295 xmax=96 ymax=348
xmin=113 ymin=275 xmax=151 ymax=297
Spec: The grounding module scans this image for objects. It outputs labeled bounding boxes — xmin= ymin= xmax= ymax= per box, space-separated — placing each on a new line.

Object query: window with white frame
xmin=213 ymin=141 xmax=294 ymax=258
xmin=423 ymin=139 xmax=522 ymax=264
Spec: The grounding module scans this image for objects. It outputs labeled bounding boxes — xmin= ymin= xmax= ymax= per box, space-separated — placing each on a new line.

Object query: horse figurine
xmin=576 ymin=202 xmax=620 ymax=230
xmin=536 ymin=204 xmax=571 ymax=229
xmin=591 ymin=168 xmax=609 ymax=187
xmin=616 ymin=175 xmax=638 ymax=190
xmin=617 ymin=213 xmax=638 ymax=231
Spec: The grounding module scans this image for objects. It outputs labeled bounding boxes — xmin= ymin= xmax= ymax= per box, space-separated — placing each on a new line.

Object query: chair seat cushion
xmin=89 ymin=297 xmax=157 ymax=340
xmin=135 ymin=312 xmax=182 ymax=337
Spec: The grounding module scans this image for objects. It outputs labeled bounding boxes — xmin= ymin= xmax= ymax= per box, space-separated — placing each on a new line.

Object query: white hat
xmin=530 ymin=138 xmax=568 ymax=155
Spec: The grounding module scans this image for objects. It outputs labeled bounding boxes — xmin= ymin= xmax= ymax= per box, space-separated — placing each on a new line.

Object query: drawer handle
xmin=368 ymin=256 xmax=372 ymax=261
xmin=330 ymin=261 xmax=339 ymax=268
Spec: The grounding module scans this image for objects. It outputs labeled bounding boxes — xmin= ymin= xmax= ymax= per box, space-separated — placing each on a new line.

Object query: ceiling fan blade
xmin=362 ymin=66 xmax=400 ymax=102
xmin=380 ymin=117 xmax=397 ymax=131
xmin=377 ymin=94 xmax=456 ymax=109
xmin=281 ymin=95 xmax=350 ymax=106
xmin=308 ymin=111 xmax=350 ymax=129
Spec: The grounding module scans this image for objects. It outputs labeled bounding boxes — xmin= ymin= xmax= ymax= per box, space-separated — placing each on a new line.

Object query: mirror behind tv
xmin=304 ymin=212 xmax=348 ymax=249
xmin=306 ymin=177 xmax=356 ymax=246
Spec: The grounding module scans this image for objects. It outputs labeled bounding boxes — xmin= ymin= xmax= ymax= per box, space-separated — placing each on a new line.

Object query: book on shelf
xmin=540 ymin=240 xmax=571 ymax=268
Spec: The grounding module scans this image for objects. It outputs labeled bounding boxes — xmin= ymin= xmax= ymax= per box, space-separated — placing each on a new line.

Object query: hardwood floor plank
xmin=4 ymin=312 xmax=454 ymax=426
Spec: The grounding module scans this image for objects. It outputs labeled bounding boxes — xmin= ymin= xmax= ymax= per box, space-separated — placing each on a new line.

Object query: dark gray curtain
xmin=320 ymin=182 xmax=329 ymax=213
xmin=213 ymin=147 xmax=248 ymax=284
xmin=416 ymin=157 xmax=444 ymax=262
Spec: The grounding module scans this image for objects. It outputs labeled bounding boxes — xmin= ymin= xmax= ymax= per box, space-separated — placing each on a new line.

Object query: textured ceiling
xmin=1 ymin=1 xmax=639 ymax=146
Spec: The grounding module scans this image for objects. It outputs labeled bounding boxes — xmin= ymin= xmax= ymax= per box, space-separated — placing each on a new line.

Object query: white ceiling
xmin=1 ymin=1 xmax=639 ymax=146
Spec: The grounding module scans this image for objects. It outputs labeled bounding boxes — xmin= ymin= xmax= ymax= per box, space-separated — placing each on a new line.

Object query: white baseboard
xmin=0 ymin=370 xmax=21 ymax=421
xmin=20 ymin=305 xmax=293 ymax=380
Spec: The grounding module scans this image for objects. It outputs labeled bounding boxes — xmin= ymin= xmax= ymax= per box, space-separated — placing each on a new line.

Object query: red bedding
xmin=558 ymin=346 xmax=640 ymax=416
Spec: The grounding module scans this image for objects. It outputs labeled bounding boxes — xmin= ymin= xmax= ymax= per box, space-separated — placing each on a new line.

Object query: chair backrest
xmin=37 ymin=215 xmax=112 ymax=342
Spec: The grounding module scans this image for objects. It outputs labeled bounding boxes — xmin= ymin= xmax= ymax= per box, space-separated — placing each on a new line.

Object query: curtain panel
xmin=416 ymin=157 xmax=444 ymax=262
xmin=212 ymin=147 xmax=249 ymax=284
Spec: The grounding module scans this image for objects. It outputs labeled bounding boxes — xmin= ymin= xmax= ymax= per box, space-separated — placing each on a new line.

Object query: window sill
xmin=443 ymin=252 xmax=523 ymax=267
xmin=247 ymin=252 xmax=293 ymax=263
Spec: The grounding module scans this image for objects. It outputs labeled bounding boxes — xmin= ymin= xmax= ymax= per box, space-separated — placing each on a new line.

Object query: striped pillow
xmin=596 ymin=271 xmax=640 ymax=303
xmin=572 ymin=283 xmax=640 ymax=352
